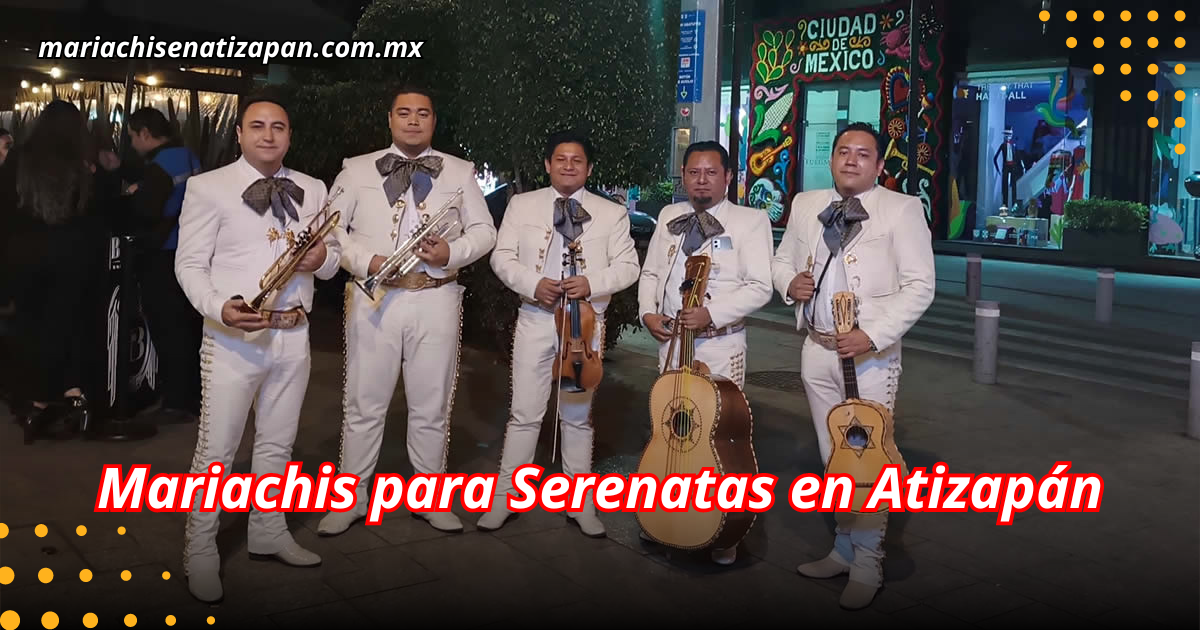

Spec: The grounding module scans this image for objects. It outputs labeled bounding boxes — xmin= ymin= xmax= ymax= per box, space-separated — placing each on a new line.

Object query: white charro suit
xmin=320 ymin=145 xmax=495 ymax=533
xmin=175 ymin=157 xmax=342 ymax=594
xmin=638 ymin=200 xmax=774 ymax=389
xmin=481 ymin=186 xmax=640 ymax=533
xmin=771 ymin=184 xmax=934 ymax=589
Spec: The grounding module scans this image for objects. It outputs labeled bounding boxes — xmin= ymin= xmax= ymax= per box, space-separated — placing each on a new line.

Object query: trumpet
xmin=248 ymin=187 xmax=343 ymax=312
xmin=356 ymin=188 xmax=463 ymax=298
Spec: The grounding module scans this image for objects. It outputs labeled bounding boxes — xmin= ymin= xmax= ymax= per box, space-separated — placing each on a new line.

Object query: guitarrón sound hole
xmin=846 ymin=426 xmax=870 ymax=448
xmin=671 ymin=411 xmax=693 ymax=438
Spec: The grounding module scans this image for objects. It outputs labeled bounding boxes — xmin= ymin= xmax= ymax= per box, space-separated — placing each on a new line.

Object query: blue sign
xmin=677 ymin=10 xmax=705 ymax=103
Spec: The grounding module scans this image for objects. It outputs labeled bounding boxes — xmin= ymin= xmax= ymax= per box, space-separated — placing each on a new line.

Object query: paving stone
xmin=325 ymin=545 xmax=437 ymax=599
xmin=923 ymin=582 xmax=1033 ymax=623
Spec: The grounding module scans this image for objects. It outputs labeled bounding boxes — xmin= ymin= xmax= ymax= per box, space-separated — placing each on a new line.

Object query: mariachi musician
xmin=477 ymin=130 xmax=640 ymax=536
xmin=174 ymin=91 xmax=342 ymax=604
xmin=317 ymin=85 xmax=496 ymax=536
xmin=771 ymin=122 xmax=934 ymax=609
xmin=636 ymin=141 xmax=774 ymax=564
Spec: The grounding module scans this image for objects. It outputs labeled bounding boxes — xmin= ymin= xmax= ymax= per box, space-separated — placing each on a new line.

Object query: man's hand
xmin=534 ymin=278 xmax=564 ymax=307
xmin=561 ymin=275 xmax=591 ymax=300
xmin=642 ymin=313 xmax=673 ymax=342
xmin=221 ymin=298 xmax=269 ymax=332
xmin=788 ymin=271 xmax=815 ymax=302
xmin=367 ymin=255 xmax=389 ymax=277
xmin=294 ymin=239 xmax=327 ymax=272
xmin=414 ymin=234 xmax=451 ymax=268
xmin=836 ymin=328 xmax=875 ymax=359
xmin=678 ymin=306 xmax=712 ymax=331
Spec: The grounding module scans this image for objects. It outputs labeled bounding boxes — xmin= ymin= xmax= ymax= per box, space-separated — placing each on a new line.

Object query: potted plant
xmin=1060 ymin=198 xmax=1150 ymax=262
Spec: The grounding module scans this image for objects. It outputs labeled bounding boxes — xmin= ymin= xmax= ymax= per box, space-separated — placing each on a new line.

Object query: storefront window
xmin=949 ymin=68 xmax=1092 ymax=249
xmin=1148 ymin=61 xmax=1200 ymax=260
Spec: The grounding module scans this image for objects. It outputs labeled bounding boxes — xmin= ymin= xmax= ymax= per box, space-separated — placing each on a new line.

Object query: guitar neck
xmin=841 ymin=356 xmax=860 ymax=400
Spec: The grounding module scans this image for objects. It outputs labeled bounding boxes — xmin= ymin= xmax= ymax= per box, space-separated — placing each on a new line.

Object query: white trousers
xmin=800 ymin=335 xmax=902 ymax=587
xmin=184 ymin=321 xmax=311 ymax=570
xmin=490 ymin=305 xmax=601 ymax=512
xmin=338 ymin=282 xmax=464 ymax=505
xmin=656 ymin=330 xmax=747 ymax=389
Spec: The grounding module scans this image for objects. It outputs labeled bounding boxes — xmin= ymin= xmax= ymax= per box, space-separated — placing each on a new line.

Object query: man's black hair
xmin=682 ymin=141 xmax=730 ymax=171
xmin=832 ymin=122 xmax=885 ymax=160
xmin=388 ymin=83 xmax=437 ymax=114
xmin=544 ymin=129 xmax=594 ymax=163
xmin=127 ymin=107 xmax=172 ymax=139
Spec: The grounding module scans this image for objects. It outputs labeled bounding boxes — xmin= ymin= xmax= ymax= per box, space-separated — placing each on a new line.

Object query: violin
xmin=553 ymin=241 xmax=603 ymax=392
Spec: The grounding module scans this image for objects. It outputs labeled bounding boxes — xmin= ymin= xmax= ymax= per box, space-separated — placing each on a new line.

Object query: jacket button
xmin=390 ymin=230 xmax=398 ymax=239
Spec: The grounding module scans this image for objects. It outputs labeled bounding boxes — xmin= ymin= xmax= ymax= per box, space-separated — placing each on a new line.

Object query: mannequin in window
xmin=993 ymin=126 xmax=1018 ymax=208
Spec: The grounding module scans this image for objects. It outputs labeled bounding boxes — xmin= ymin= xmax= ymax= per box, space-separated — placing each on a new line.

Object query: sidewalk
xmin=0 ymin=308 xmax=1196 ymax=629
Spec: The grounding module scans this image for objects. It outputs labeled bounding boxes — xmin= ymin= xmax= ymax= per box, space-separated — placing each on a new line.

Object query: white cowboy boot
xmin=560 ymin=421 xmax=605 ymax=538
xmin=476 ymin=422 xmax=541 ymax=532
xmin=317 ymin=487 xmax=369 ymax=536
xmin=184 ymin=554 xmax=223 ymax=604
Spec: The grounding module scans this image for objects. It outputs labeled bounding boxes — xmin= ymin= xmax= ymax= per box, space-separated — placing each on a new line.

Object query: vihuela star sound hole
xmin=635 ymin=254 xmax=758 ymax=551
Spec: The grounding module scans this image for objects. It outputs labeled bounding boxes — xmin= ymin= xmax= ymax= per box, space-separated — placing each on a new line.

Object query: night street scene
xmin=0 ymin=0 xmax=1198 ymax=628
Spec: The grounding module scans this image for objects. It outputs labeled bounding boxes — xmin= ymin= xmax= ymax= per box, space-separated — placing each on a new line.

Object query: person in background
xmin=0 ymin=128 xmax=13 ymax=168
xmin=0 ymin=101 xmax=109 ymax=443
xmin=127 ymin=106 xmax=204 ymax=424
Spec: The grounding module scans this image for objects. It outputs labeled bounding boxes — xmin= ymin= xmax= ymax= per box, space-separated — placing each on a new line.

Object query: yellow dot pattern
xmin=80 ymin=569 xmax=93 ymax=582
xmin=0 ymin=523 xmax=8 ymax=538
xmin=1176 ymin=64 xmax=1186 ymax=75
xmin=1121 ymin=37 xmax=1131 ymax=48
xmin=1 ymin=611 xmax=20 ymax=630
xmin=166 ymin=616 xmax=176 ymax=627
xmin=0 ymin=567 xmax=12 ymax=585
xmin=1177 ymin=11 xmax=1186 ymax=21
xmin=1121 ymin=10 xmax=1131 ymax=21
xmin=1039 ymin=10 xmax=1049 ymax=21
xmin=1149 ymin=90 xmax=1159 ymax=101
xmin=1093 ymin=10 xmax=1103 ymax=21
xmin=208 ymin=618 xmax=215 ymax=626
xmin=42 ymin=611 xmax=59 ymax=629
xmin=1149 ymin=117 xmax=1159 ymax=128
xmin=1066 ymin=37 xmax=1077 ymax=48
xmin=1177 ymin=144 xmax=1187 ymax=155
xmin=38 ymin=568 xmax=53 ymax=583
xmin=1177 ymin=37 xmax=1186 ymax=48
xmin=125 ymin=613 xmax=137 ymax=627
xmin=83 ymin=614 xmax=98 ymax=629
xmin=117 ymin=527 xmax=126 ymax=535
xmin=1149 ymin=63 xmax=1159 ymax=75
xmin=1067 ymin=10 xmax=1077 ymax=21
xmin=1178 ymin=118 xmax=1187 ymax=128
xmin=1149 ymin=37 xmax=1159 ymax=48
xmin=1121 ymin=64 xmax=1132 ymax=75
xmin=1093 ymin=36 xmax=1104 ymax=48
xmin=1093 ymin=64 xmax=1104 ymax=74
xmin=76 ymin=526 xmax=87 ymax=537
xmin=35 ymin=524 xmax=48 ymax=537
xmin=1148 ymin=10 xmax=1158 ymax=21
xmin=1177 ymin=90 xmax=1187 ymax=102
xmin=121 ymin=570 xmax=132 ymax=581
xmin=162 ymin=571 xmax=171 ymax=580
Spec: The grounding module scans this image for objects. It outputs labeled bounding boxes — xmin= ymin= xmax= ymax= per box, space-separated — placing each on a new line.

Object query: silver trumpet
xmin=356 ymin=188 xmax=463 ymax=297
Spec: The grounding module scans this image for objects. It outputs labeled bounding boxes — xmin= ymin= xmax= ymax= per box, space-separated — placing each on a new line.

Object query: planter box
xmin=1062 ymin=228 xmax=1147 ymax=264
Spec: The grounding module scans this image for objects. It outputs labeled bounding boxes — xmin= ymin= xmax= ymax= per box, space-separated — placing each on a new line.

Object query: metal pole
xmin=1095 ymin=267 xmax=1114 ymax=324
xmin=966 ymin=253 xmax=982 ymax=304
xmin=1189 ymin=342 xmax=1200 ymax=440
xmin=974 ymin=300 xmax=999 ymax=385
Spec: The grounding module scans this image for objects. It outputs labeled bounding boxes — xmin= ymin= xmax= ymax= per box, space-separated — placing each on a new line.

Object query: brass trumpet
xmin=248 ymin=187 xmax=344 ymax=312
xmin=356 ymin=188 xmax=463 ymax=297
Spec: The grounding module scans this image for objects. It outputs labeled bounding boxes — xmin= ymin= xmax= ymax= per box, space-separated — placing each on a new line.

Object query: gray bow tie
xmin=375 ymin=153 xmax=444 ymax=206
xmin=817 ymin=196 xmax=869 ymax=251
xmin=553 ymin=197 xmax=590 ymax=242
xmin=667 ymin=208 xmax=724 ymax=255
xmin=243 ymin=177 xmax=304 ymax=223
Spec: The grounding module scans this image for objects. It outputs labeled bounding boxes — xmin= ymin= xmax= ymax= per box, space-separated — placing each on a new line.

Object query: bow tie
xmin=242 ymin=176 xmax=304 ymax=223
xmin=667 ymin=207 xmax=725 ymax=256
xmin=816 ymin=195 xmax=870 ymax=251
xmin=376 ymin=153 xmax=444 ymax=206
xmin=553 ymin=197 xmax=590 ymax=243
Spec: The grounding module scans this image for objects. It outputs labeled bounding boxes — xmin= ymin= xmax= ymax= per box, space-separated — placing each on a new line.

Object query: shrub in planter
xmin=1061 ymin=198 xmax=1150 ymax=260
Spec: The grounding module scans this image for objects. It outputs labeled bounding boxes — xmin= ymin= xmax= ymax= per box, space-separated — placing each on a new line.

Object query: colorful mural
xmin=747 ymin=0 xmax=946 ymax=230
